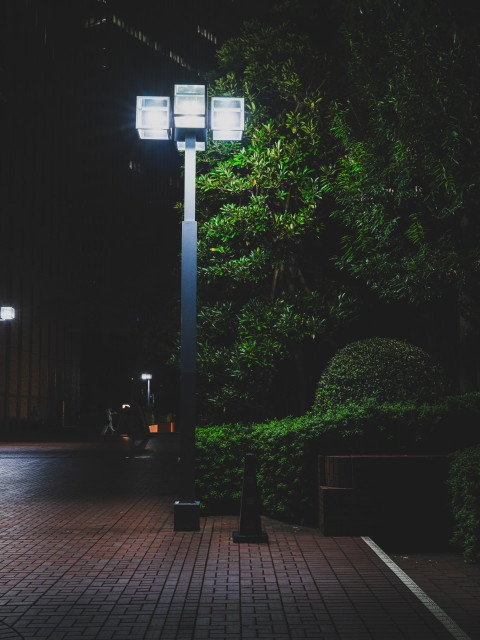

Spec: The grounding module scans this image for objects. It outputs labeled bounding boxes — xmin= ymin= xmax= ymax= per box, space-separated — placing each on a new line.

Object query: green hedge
xmin=195 ymin=393 xmax=480 ymax=525
xmin=195 ymin=423 xmax=252 ymax=514
xmin=448 ymin=445 xmax=480 ymax=561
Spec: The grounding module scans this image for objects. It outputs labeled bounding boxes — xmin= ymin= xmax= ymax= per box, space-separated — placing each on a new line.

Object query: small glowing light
xmin=141 ymin=373 xmax=152 ymax=380
xmin=138 ymin=129 xmax=170 ymax=140
xmin=212 ymin=130 xmax=243 ymax=141
xmin=149 ymin=424 xmax=158 ymax=433
xmin=0 ymin=307 xmax=15 ymax=321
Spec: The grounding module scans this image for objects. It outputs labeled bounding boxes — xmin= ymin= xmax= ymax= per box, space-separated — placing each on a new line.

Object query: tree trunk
xmin=458 ymin=212 xmax=480 ymax=392
xmin=458 ymin=287 xmax=480 ymax=393
xmin=285 ymin=258 xmax=309 ymax=413
xmin=292 ymin=343 xmax=308 ymax=414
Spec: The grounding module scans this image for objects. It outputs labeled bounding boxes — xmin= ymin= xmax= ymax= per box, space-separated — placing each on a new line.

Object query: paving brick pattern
xmin=0 ymin=443 xmax=477 ymax=639
xmin=391 ymin=552 xmax=480 ymax=640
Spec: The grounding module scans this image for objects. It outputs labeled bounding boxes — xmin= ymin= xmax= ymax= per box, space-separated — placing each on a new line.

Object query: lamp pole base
xmin=232 ymin=530 xmax=269 ymax=543
xmin=174 ymin=500 xmax=200 ymax=531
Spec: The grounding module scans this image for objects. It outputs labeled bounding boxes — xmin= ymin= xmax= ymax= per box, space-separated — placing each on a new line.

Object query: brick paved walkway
xmin=0 ymin=442 xmax=478 ymax=639
xmin=390 ymin=552 xmax=480 ymax=640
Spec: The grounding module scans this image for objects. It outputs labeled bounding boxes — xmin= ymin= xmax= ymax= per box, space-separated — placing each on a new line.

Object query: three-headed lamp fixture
xmin=136 ymin=85 xmax=244 ymax=148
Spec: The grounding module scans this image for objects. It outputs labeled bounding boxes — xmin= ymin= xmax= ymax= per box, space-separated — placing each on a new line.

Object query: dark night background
xmin=1 ymin=0 xmax=479 ymax=430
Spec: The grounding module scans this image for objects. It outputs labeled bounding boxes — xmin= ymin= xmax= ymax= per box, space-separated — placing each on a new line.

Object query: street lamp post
xmin=136 ymin=85 xmax=244 ymax=531
xmin=141 ymin=373 xmax=152 ymax=407
xmin=1 ymin=307 xmax=16 ymax=427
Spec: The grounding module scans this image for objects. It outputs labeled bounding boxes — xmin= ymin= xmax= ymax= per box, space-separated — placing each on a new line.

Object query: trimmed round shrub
xmin=314 ymin=337 xmax=449 ymax=412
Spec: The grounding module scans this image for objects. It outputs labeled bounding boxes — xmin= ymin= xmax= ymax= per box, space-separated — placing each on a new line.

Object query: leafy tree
xmin=324 ymin=3 xmax=480 ymax=390
xmin=194 ymin=19 xmax=356 ymax=421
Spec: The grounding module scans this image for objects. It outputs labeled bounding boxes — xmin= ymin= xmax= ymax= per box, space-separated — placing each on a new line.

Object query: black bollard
xmin=233 ymin=453 xmax=269 ymax=543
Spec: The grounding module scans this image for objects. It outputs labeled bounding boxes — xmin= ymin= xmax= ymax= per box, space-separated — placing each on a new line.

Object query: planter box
xmin=318 ymin=455 xmax=452 ymax=548
xmin=149 ymin=422 xmax=175 ymax=434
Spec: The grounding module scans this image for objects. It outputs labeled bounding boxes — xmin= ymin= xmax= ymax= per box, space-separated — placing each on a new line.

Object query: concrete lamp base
xmin=232 ymin=530 xmax=268 ymax=543
xmin=173 ymin=501 xmax=200 ymax=531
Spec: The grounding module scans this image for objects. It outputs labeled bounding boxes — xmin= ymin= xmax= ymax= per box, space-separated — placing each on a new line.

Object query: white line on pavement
xmin=362 ymin=536 xmax=472 ymax=640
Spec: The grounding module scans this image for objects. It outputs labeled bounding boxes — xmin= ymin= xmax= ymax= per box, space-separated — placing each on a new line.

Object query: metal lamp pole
xmin=136 ymin=89 xmax=244 ymax=532
xmin=177 ymin=132 xmax=198 ymax=525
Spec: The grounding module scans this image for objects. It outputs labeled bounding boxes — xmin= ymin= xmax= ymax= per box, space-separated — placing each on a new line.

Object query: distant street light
xmin=0 ymin=307 xmax=15 ymax=321
xmin=136 ymin=85 xmax=244 ymax=531
xmin=141 ymin=373 xmax=152 ymax=407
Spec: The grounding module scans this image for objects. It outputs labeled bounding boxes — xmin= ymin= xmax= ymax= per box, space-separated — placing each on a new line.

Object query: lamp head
xmin=136 ymin=96 xmax=171 ymax=140
xmin=173 ymin=85 xmax=207 ymax=150
xmin=173 ymin=85 xmax=206 ymax=128
xmin=210 ymin=97 xmax=244 ymax=141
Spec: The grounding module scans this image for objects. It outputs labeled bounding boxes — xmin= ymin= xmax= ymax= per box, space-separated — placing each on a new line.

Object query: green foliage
xmin=314 ymin=338 xmax=449 ymax=412
xmin=325 ymin=17 xmax=480 ymax=304
xmin=448 ymin=445 xmax=480 ymax=561
xmin=197 ymin=294 xmax=327 ymax=421
xmin=195 ymin=423 xmax=252 ymax=513
xmin=196 ymin=392 xmax=480 ymax=524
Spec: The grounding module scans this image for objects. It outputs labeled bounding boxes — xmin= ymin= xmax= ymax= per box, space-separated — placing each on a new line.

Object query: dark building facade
xmin=0 ymin=1 xmax=82 ymax=429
